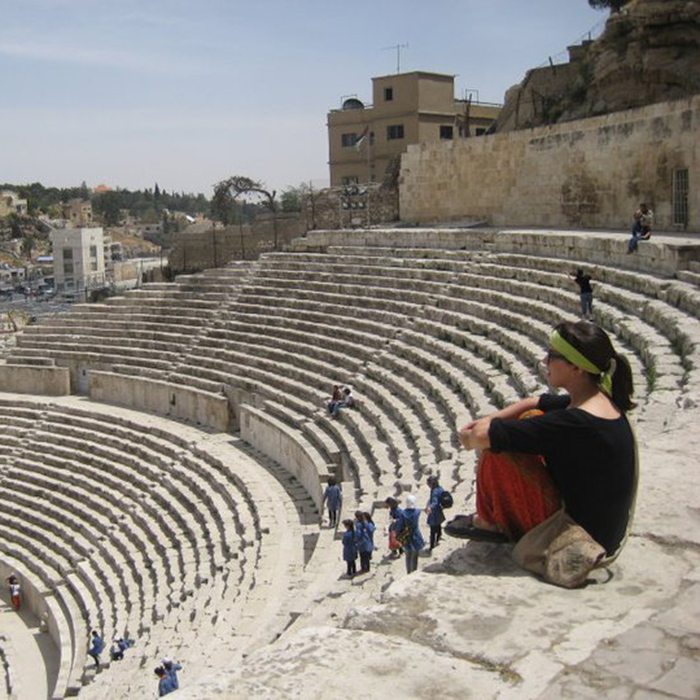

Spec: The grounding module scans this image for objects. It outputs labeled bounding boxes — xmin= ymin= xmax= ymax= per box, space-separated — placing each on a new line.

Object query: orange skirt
xmin=476 ymin=411 xmax=562 ymax=540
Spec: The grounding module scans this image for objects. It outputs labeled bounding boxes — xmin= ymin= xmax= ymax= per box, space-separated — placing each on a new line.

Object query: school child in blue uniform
xmin=385 ymin=497 xmax=404 ymax=556
xmin=342 ymin=519 xmax=358 ymax=577
xmin=396 ymin=495 xmax=425 ymax=574
xmin=426 ymin=475 xmax=446 ymax=551
xmin=322 ymin=478 xmax=343 ymax=527
xmin=355 ymin=511 xmax=375 ymax=573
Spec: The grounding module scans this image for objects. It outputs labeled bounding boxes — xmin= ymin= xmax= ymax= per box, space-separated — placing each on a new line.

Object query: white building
xmin=50 ymin=228 xmax=106 ymax=294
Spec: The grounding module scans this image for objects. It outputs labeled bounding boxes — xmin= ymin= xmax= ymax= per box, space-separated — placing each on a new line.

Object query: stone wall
xmin=88 ymin=371 xmax=231 ymax=431
xmin=239 ymin=404 xmax=330 ymax=513
xmin=400 ymin=95 xmax=700 ymax=231
xmin=0 ymin=365 xmax=70 ymax=395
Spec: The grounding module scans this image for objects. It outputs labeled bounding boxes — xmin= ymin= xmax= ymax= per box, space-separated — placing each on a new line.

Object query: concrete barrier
xmin=88 ymin=371 xmax=230 ymax=431
xmin=240 ymin=404 xmax=329 ymax=513
xmin=0 ymin=365 xmax=70 ymax=396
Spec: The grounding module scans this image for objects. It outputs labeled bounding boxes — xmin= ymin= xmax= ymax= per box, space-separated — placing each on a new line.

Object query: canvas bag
xmin=512 ymin=509 xmax=605 ymax=589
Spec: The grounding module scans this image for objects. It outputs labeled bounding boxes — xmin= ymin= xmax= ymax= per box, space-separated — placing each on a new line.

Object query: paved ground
xmin=0 ymin=593 xmax=58 ymax=700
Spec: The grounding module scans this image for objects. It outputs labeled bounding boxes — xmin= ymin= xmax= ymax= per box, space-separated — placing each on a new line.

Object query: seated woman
xmin=451 ymin=321 xmax=638 ymax=585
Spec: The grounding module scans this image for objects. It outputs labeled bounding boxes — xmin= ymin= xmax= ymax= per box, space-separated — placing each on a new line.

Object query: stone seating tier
xmin=318 ymin=247 xmax=699 ymax=385
xmin=255 ymin=253 xmax=669 ymax=396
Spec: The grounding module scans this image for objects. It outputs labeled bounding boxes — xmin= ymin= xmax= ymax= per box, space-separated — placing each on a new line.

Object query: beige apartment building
xmin=327 ymin=71 xmax=501 ymax=186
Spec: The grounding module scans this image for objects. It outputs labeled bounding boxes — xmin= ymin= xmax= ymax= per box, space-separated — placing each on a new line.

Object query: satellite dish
xmin=342 ymin=98 xmax=365 ymax=110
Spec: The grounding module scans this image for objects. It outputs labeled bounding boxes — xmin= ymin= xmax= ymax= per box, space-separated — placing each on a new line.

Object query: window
xmin=384 ymin=87 xmax=393 ymax=102
xmin=369 ymin=131 xmax=375 ymax=146
xmin=90 ymin=245 xmax=97 ymax=258
xmin=475 ymin=127 xmax=487 ymax=136
xmin=387 ymin=124 xmax=404 ymax=140
xmin=342 ymin=176 xmax=359 ymax=186
xmin=673 ymin=168 xmax=689 ymax=227
xmin=63 ymin=262 xmax=74 ymax=275
xmin=91 ymin=261 xmax=98 ymax=272
xmin=341 ymin=133 xmax=357 ymax=148
xmin=63 ymin=249 xmax=73 ymax=260
xmin=440 ymin=125 xmax=453 ymax=140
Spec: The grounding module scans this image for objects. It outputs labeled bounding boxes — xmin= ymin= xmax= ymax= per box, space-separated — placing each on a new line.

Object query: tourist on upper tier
xmin=451 ymin=321 xmax=637 ymax=588
xmin=570 ymin=269 xmax=594 ymax=320
xmin=6 ymin=574 xmax=20 ymax=611
xmin=341 ymin=519 xmax=358 ymax=578
xmin=322 ymin=478 xmax=342 ymax=528
xmin=354 ymin=511 xmax=375 ymax=573
xmin=88 ymin=630 xmax=104 ymax=667
xmin=163 ymin=657 xmax=183 ymax=689
xmin=627 ymin=202 xmax=654 ymax=254
xmin=330 ymin=387 xmax=355 ymax=418
xmin=155 ymin=666 xmax=177 ymax=696
xmin=396 ymin=495 xmax=425 ymax=574
xmin=385 ymin=497 xmax=403 ymax=557
xmin=425 ymin=475 xmax=446 ymax=552
xmin=327 ymin=385 xmax=342 ymax=415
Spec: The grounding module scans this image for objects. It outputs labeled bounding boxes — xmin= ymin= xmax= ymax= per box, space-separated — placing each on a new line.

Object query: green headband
xmin=549 ymin=330 xmax=615 ymax=396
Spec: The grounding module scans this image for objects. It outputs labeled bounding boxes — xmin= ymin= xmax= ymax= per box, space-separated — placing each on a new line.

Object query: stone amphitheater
xmin=1 ymin=227 xmax=699 ymax=699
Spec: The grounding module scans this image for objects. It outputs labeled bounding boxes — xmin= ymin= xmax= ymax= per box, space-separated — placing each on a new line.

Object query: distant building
xmin=134 ymin=223 xmax=163 ymax=237
xmin=62 ymin=198 xmax=93 ymax=227
xmin=327 ymin=71 xmax=502 ymax=186
xmin=50 ymin=227 xmax=106 ymax=294
xmin=0 ymin=191 xmax=28 ymax=217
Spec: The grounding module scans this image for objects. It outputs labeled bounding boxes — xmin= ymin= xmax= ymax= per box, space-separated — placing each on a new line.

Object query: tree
xmin=213 ymin=176 xmax=280 ymax=249
xmin=588 ymin=0 xmax=630 ymax=12
xmin=211 ymin=183 xmax=237 ymax=226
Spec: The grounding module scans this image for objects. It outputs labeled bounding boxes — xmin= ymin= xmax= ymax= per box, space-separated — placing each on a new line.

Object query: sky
xmin=1 ymin=0 xmax=607 ymax=198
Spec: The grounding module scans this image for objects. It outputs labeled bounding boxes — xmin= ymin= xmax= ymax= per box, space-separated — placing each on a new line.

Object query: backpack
xmin=439 ymin=490 xmax=454 ymax=509
xmin=397 ymin=517 xmax=414 ymax=546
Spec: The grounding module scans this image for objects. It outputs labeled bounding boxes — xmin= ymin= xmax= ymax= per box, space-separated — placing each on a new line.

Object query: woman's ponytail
xmin=610 ymin=352 xmax=636 ymax=413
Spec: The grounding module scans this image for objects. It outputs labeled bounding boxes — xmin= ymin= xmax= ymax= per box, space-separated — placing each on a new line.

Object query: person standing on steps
xmin=355 ymin=511 xmax=374 ymax=573
xmin=385 ymin=497 xmax=404 ymax=557
xmin=88 ymin=630 xmax=104 ymax=668
xmin=396 ymin=495 xmax=425 ymax=574
xmin=322 ymin=478 xmax=343 ymax=528
xmin=342 ymin=519 xmax=358 ymax=578
xmin=7 ymin=575 xmax=20 ymax=611
xmin=571 ymin=269 xmax=594 ymax=321
xmin=425 ymin=475 xmax=445 ymax=552
xmin=163 ymin=657 xmax=183 ymax=690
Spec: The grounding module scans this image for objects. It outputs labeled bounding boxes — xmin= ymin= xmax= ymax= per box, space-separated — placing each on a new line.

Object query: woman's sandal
xmin=445 ymin=514 xmax=509 ymax=543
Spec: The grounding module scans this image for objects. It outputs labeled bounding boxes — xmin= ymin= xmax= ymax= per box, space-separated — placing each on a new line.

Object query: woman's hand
xmin=458 ymin=416 xmax=492 ymax=451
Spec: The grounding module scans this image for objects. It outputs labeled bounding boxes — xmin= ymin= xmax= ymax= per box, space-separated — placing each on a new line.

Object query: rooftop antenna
xmin=382 ymin=43 xmax=409 ymax=73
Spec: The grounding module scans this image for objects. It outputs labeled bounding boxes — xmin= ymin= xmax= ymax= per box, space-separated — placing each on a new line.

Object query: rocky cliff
xmin=496 ymin=0 xmax=700 ymax=132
